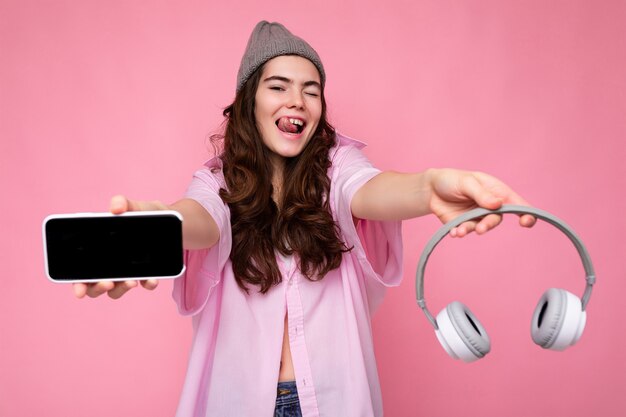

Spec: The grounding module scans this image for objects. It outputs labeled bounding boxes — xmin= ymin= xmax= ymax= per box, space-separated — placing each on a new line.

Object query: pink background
xmin=2 ymin=1 xmax=625 ymax=416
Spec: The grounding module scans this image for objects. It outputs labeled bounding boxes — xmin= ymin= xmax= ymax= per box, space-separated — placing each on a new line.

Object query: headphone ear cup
xmin=531 ymin=288 xmax=586 ymax=351
xmin=435 ymin=301 xmax=491 ymax=362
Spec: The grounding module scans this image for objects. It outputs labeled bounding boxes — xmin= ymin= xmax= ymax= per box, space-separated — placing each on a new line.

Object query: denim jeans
xmin=274 ymin=381 xmax=302 ymax=417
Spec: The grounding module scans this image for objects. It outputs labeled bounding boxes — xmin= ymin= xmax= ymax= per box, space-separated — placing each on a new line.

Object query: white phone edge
xmin=42 ymin=210 xmax=185 ymax=284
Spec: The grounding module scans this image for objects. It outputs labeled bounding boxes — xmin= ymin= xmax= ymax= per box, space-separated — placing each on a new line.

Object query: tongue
xmin=277 ymin=117 xmax=299 ymax=134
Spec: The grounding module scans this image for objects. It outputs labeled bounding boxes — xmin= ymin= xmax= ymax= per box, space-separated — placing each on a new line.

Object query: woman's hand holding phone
xmin=72 ymin=195 xmax=169 ymax=299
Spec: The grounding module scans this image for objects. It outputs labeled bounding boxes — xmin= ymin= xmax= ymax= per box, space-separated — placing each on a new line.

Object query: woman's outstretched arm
xmin=351 ymin=168 xmax=536 ymax=236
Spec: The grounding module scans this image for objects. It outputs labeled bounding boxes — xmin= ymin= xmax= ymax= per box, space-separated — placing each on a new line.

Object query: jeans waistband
xmin=276 ymin=381 xmax=299 ymax=406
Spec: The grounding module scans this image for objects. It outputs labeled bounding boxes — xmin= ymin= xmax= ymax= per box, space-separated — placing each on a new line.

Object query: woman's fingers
xmin=451 ymin=213 xmax=503 ymax=238
xmin=73 ymin=279 xmax=158 ymax=299
xmin=110 ymin=195 xmax=130 ymax=214
xmin=459 ymin=175 xmax=503 ymax=210
xmin=475 ymin=213 xmax=504 ymax=234
xmin=451 ymin=211 xmax=536 ymax=238
xmin=520 ymin=213 xmax=536 ymax=228
xmin=85 ymin=281 xmax=116 ymax=298
xmin=107 ymin=280 xmax=139 ymax=300
xmin=140 ymin=279 xmax=159 ymax=291
xmin=110 ymin=195 xmax=170 ymax=214
xmin=73 ymin=283 xmax=88 ymax=299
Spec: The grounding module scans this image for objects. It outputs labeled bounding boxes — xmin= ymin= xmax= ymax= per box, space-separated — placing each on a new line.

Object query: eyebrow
xmin=263 ymin=75 xmax=321 ymax=89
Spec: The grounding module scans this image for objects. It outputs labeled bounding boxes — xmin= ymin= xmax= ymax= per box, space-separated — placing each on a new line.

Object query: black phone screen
xmin=44 ymin=214 xmax=184 ymax=281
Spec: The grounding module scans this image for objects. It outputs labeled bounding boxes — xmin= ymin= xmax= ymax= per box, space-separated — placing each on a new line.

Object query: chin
xmin=276 ymin=147 xmax=305 ymax=159
xmin=271 ymin=137 xmax=311 ymax=158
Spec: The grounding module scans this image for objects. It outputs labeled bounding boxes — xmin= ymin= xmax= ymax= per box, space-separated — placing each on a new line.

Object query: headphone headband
xmin=415 ymin=205 xmax=595 ymax=330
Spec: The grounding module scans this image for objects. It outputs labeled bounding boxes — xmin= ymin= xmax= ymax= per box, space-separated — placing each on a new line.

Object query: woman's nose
xmin=287 ymin=90 xmax=305 ymax=109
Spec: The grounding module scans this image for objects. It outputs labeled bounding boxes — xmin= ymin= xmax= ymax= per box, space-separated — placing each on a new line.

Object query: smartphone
xmin=43 ymin=211 xmax=184 ymax=282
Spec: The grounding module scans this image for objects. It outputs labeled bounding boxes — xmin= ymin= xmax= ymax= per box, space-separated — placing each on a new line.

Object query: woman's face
xmin=254 ymin=55 xmax=322 ymax=167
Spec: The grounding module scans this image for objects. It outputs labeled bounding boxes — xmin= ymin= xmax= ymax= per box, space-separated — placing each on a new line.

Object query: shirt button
xmin=288 ymin=278 xmax=293 ymax=286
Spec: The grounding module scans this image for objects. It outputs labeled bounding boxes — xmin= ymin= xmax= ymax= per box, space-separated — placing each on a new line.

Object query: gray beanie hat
xmin=236 ymin=21 xmax=325 ymax=92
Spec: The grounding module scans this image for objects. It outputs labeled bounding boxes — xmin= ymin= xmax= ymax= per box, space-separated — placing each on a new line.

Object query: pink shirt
xmin=173 ymin=133 xmax=403 ymax=417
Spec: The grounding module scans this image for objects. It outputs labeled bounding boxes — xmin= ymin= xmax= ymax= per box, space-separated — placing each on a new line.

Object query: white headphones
xmin=416 ymin=205 xmax=596 ymax=362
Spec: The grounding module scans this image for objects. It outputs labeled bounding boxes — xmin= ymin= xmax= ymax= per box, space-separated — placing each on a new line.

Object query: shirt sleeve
xmin=330 ymin=138 xmax=403 ymax=287
xmin=172 ymin=166 xmax=232 ymax=316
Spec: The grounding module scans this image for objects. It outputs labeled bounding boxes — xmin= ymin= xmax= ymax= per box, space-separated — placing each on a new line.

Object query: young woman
xmin=74 ymin=21 xmax=535 ymax=417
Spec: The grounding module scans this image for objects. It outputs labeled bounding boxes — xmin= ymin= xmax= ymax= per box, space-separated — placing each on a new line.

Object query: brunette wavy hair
xmin=213 ymin=61 xmax=351 ymax=294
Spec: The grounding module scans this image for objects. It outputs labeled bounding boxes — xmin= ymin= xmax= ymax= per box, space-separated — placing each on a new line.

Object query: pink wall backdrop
xmin=2 ymin=1 xmax=625 ymax=416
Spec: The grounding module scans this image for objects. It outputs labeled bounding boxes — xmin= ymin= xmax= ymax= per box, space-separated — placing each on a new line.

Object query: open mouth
xmin=276 ymin=117 xmax=305 ymax=134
